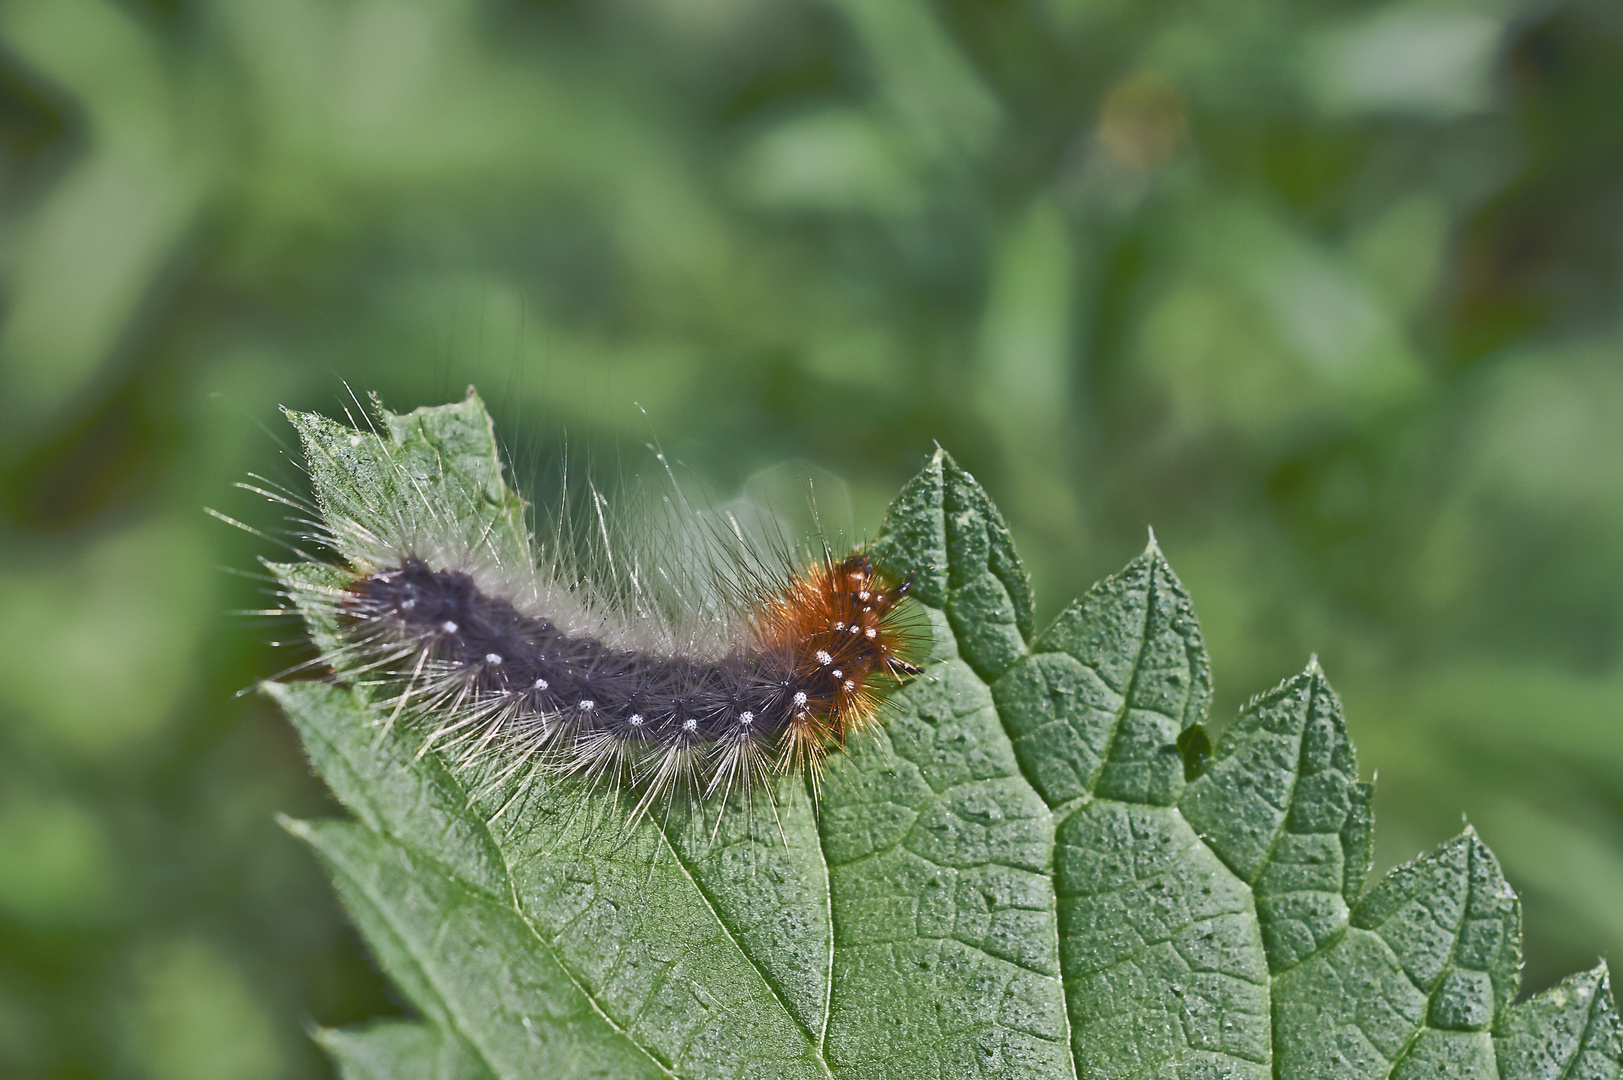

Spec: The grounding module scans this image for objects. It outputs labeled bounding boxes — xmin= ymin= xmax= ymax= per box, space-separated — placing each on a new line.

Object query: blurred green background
xmin=0 ymin=0 xmax=1620 ymax=1076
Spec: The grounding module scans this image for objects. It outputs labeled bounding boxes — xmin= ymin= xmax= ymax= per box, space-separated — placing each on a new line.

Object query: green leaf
xmin=271 ymin=395 xmax=1623 ymax=1079
xmin=1180 ymin=664 xmax=1373 ymax=971
xmin=286 ymin=390 xmax=529 ymax=571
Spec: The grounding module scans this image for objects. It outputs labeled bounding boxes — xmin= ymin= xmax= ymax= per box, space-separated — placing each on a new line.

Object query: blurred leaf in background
xmin=0 ymin=0 xmax=1619 ymax=1076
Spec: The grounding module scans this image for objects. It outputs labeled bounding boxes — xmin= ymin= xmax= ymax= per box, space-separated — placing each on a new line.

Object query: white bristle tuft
xmin=235 ymin=394 xmax=925 ymax=837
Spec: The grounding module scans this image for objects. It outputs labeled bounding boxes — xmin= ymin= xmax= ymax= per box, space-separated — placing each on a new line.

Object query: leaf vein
xmin=656 ymin=815 xmax=835 ymax=1078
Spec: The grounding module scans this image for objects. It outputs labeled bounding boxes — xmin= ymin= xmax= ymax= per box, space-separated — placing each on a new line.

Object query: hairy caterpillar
xmin=241 ymin=391 xmax=925 ymax=829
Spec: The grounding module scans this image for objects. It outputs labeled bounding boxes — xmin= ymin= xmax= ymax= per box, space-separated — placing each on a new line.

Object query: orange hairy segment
xmin=760 ymin=553 xmax=922 ymax=779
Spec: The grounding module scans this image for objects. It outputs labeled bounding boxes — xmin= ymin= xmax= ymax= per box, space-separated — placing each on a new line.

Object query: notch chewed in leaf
xmin=268 ymin=395 xmax=1622 ymax=1080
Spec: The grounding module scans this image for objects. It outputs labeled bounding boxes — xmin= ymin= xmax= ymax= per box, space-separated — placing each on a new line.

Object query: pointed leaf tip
xmin=263 ymin=391 xmax=1623 ymax=1080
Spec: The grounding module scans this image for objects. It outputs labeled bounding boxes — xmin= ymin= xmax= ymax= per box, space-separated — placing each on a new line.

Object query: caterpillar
xmin=245 ymin=391 xmax=925 ymax=828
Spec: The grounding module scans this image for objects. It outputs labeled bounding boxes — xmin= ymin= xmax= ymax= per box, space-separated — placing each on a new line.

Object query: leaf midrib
xmin=1375 ymin=849 xmax=1489 ymax=1080
xmin=1554 ymin=987 xmax=1609 ymax=1080
xmin=335 ymin=769 xmax=689 ymax=1080
xmin=491 ymin=837 xmax=683 ymax=1078
xmin=657 ymin=814 xmax=836 ymax=1078
xmin=810 ymin=771 xmax=835 ymax=1057
xmin=1238 ymin=678 xmax=1317 ymax=892
xmin=294 ymin=823 xmax=511 ymax=1080
xmin=1085 ymin=591 xmax=1153 ymax=799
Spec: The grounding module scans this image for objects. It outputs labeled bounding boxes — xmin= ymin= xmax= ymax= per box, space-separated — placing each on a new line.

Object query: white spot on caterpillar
xmin=485 ymin=653 xmax=503 ymax=665
xmin=816 ymin=650 xmax=833 ymax=666
xmin=629 ymin=714 xmax=645 ymax=727
xmin=793 ymin=691 xmax=808 ymax=707
xmin=859 ymin=591 xmax=870 ymax=601
xmin=441 ymin=621 xmax=458 ymax=634
xmin=832 ymin=669 xmax=843 ymax=679
xmin=844 ymin=680 xmax=856 ymax=691
xmin=739 ymin=711 xmax=754 ymax=726
xmin=401 ymin=598 xmax=416 ymax=610
xmin=834 ymin=621 xmax=846 ymax=630
xmin=683 ymin=717 xmax=698 ymax=733
xmin=534 ymin=679 xmax=549 ymax=690
xmin=579 ymin=700 xmax=595 ymax=711
xmin=848 ymin=625 xmax=861 ymax=634
xmin=865 ymin=627 xmax=877 ymax=639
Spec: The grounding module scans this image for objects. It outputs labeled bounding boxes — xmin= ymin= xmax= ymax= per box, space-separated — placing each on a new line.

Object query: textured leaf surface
xmin=273 ymin=394 xmax=1623 ymax=1079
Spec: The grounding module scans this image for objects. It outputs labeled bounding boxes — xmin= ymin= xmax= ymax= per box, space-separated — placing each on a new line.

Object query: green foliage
xmin=276 ymin=397 xmax=1621 ymax=1079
